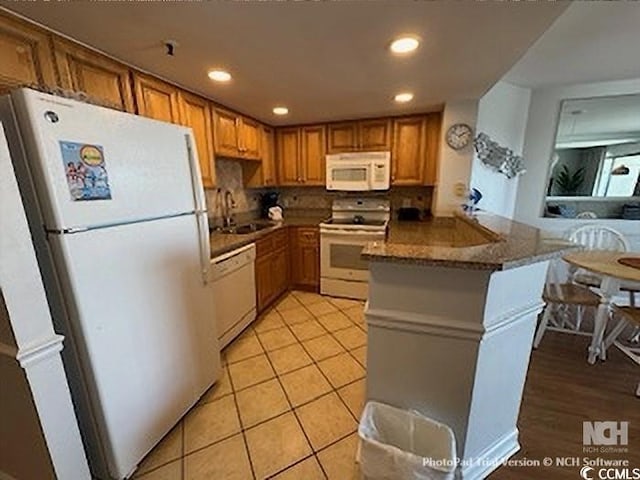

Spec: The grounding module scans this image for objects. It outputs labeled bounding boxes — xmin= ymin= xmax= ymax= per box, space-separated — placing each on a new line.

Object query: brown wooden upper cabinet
xmin=326 ymin=122 xmax=358 ymax=153
xmin=212 ymin=107 xmax=239 ymax=157
xmin=133 ymin=73 xmax=181 ymax=124
xmin=276 ymin=126 xmax=326 ymax=186
xmin=238 ymin=116 xmax=261 ymax=159
xmin=276 ymin=127 xmax=301 ymax=185
xmin=261 ymin=127 xmax=277 ymax=186
xmin=326 ymin=119 xmax=391 ymax=153
xmin=423 ymin=113 xmax=442 ymax=186
xmin=52 ymin=38 xmax=134 ymax=112
xmin=179 ymin=91 xmax=216 ymax=188
xmin=300 ymin=126 xmax=326 ymax=185
xmin=212 ymin=107 xmax=261 ymax=160
xmin=391 ymin=113 xmax=441 ymax=186
xmin=244 ymin=126 xmax=276 ymax=188
xmin=0 ymin=12 xmax=56 ymax=94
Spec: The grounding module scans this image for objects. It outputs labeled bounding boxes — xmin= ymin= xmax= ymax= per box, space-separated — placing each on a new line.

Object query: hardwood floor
xmin=492 ymin=331 xmax=640 ymax=479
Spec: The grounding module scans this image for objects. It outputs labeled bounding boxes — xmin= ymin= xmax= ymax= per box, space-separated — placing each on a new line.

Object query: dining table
xmin=563 ymin=251 xmax=640 ymax=364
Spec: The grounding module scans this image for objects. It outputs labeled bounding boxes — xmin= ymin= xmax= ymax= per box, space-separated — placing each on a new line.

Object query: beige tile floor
xmin=133 ymin=291 xmax=366 ymax=480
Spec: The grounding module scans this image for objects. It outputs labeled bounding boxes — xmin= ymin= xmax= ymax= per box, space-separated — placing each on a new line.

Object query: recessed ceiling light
xmin=273 ymin=106 xmax=289 ymax=115
xmin=390 ymin=36 xmax=420 ymax=55
xmin=394 ymin=92 xmax=414 ymax=103
xmin=207 ymin=69 xmax=232 ymax=82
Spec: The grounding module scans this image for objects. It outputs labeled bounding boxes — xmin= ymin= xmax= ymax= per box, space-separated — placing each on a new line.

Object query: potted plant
xmin=554 ymin=165 xmax=585 ymax=195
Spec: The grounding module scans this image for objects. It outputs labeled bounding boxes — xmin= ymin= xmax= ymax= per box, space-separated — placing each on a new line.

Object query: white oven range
xmin=319 ymin=198 xmax=390 ymax=300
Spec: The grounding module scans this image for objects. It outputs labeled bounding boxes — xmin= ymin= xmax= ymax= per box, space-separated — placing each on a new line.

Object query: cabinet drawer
xmin=297 ymin=227 xmax=319 ymax=246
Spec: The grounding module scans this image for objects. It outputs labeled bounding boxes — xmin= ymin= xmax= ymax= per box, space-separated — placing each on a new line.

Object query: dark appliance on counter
xmin=397 ymin=207 xmax=428 ymax=221
xmin=260 ymin=191 xmax=280 ymax=219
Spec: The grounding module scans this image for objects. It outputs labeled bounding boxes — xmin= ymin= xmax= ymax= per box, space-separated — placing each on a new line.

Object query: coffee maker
xmin=260 ymin=191 xmax=280 ymax=219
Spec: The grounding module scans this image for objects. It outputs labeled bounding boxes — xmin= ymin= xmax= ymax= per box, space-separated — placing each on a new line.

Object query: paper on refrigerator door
xmin=60 ymin=141 xmax=112 ymax=201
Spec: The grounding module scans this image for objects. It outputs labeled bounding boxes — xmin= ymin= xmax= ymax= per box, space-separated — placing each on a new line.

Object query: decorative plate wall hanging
xmin=474 ymin=132 xmax=526 ymax=179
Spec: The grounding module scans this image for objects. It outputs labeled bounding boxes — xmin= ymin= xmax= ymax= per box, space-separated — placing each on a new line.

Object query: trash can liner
xmin=358 ymin=401 xmax=456 ymax=480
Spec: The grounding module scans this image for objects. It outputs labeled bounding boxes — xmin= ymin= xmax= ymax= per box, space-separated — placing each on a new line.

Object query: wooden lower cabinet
xmin=254 ymin=226 xmax=319 ymax=313
xmin=255 ymin=229 xmax=289 ymax=313
xmin=272 ymin=248 xmax=289 ymax=295
xmin=255 ymin=254 xmax=273 ymax=312
xmin=289 ymin=227 xmax=320 ymax=291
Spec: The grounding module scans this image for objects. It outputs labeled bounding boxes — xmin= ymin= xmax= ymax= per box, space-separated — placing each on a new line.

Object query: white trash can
xmin=358 ymin=401 xmax=457 ymax=480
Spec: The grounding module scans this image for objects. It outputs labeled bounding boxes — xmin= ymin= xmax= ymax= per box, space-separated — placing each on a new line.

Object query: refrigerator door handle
xmin=185 ymin=134 xmax=210 ymax=285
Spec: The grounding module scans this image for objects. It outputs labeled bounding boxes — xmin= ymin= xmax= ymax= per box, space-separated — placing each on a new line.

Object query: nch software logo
xmin=584 ymin=422 xmax=629 ymax=446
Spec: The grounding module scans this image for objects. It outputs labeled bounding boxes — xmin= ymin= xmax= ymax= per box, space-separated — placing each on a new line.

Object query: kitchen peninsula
xmin=362 ymin=212 xmax=577 ymax=479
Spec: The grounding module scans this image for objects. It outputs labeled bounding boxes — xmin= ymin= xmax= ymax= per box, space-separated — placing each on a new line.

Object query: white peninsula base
xmin=365 ymin=259 xmax=549 ymax=479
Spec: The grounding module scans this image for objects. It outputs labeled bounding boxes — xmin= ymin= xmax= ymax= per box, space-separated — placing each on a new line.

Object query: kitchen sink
xmin=213 ymin=222 xmax=274 ymax=235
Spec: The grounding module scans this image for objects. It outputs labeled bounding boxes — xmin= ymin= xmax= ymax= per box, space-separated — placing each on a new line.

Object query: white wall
xmin=513 ymin=78 xmax=640 ymax=249
xmin=0 ymin=124 xmax=91 ymax=480
xmin=433 ymin=99 xmax=479 ymax=216
xmin=470 ymin=81 xmax=531 ymax=218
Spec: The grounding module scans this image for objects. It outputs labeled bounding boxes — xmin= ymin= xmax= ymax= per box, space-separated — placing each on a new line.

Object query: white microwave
xmin=326 ymin=151 xmax=391 ymax=191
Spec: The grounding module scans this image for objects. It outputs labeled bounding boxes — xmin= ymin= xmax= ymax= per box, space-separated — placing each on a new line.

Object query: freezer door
xmin=48 ymin=214 xmax=219 ymax=479
xmin=10 ymin=88 xmax=204 ymax=231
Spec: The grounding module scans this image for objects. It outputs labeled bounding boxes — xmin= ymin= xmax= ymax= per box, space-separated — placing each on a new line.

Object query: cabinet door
xmin=0 ymin=12 xmax=56 ymax=94
xmin=326 ymin=122 xmax=358 ymax=153
xmin=276 ymin=128 xmax=301 ymax=186
xmin=52 ymin=38 xmax=134 ymax=112
xmin=243 ymin=126 xmax=276 ymax=188
xmin=179 ymin=91 xmax=215 ymax=188
xmin=391 ymin=117 xmax=426 ymax=186
xmin=272 ymin=248 xmax=289 ymax=299
xmin=359 ymin=119 xmax=391 ymax=151
xmin=255 ymin=255 xmax=273 ymax=313
xmin=261 ymin=127 xmax=276 ymax=186
xmin=300 ymin=125 xmax=326 ymax=185
xmin=133 ymin=73 xmax=180 ymax=123
xmin=212 ymin=107 xmax=240 ymax=158
xmin=423 ymin=112 xmax=442 ymax=186
xmin=290 ymin=227 xmax=319 ymax=290
xmin=239 ymin=117 xmax=261 ymax=160
xmin=296 ymin=244 xmax=319 ymax=289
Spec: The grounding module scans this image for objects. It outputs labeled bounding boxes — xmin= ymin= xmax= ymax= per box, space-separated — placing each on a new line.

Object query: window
xmin=593 ymin=154 xmax=640 ymax=197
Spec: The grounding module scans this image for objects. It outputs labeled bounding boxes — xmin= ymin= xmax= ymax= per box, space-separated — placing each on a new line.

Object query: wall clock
xmin=446 ymin=123 xmax=473 ymax=150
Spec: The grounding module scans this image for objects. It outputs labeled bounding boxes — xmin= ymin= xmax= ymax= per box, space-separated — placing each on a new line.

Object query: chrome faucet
xmin=223 ymin=190 xmax=236 ymax=228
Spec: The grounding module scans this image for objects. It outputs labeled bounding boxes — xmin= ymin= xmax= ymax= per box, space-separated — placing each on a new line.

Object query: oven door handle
xmin=320 ymin=228 xmax=386 ymax=237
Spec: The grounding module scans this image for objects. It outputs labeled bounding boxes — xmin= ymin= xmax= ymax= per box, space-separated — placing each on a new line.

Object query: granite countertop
xmin=209 ymin=211 xmax=329 ymax=258
xmin=361 ymin=211 xmax=578 ymax=271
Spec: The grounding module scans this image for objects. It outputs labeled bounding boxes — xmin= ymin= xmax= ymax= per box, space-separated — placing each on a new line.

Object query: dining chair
xmin=566 ymin=225 xmax=640 ymax=358
xmin=567 ymin=223 xmax=638 ymax=306
xmin=609 ymin=306 xmax=640 ymax=397
xmin=567 ymin=225 xmax=630 ymax=252
xmin=533 ymin=259 xmax=602 ymax=349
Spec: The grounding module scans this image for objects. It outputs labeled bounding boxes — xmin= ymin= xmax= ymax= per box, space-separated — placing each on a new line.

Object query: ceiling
xmin=556 ymin=94 xmax=640 ymax=149
xmin=505 ymin=2 xmax=640 ymax=89
xmin=3 ymin=2 xmax=566 ymax=125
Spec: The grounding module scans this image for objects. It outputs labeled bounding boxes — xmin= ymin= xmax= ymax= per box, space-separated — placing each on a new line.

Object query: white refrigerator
xmin=0 ymin=88 xmax=220 ymax=479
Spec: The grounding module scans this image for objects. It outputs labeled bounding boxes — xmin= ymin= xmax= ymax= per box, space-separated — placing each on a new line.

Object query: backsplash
xmin=206 ymin=158 xmax=434 ymax=223
xmin=205 ymin=159 xmax=264 ymax=225
xmin=279 ymin=187 xmax=434 ymax=218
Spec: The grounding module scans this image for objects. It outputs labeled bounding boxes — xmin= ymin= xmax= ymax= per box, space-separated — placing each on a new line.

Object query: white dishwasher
xmin=210 ymin=243 xmax=257 ymax=349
